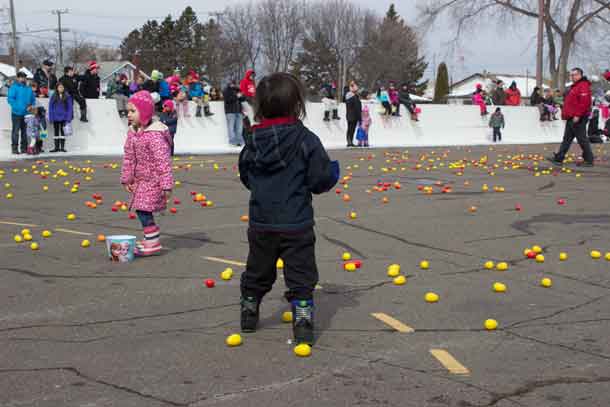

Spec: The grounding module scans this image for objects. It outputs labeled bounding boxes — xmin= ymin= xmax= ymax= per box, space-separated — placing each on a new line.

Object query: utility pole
xmin=52 ymin=9 xmax=69 ymax=65
xmin=9 ymin=0 xmax=17 ymax=69
xmin=536 ymin=0 xmax=544 ymax=87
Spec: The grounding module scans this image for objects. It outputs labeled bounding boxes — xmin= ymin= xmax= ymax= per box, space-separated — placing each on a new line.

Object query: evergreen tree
xmin=433 ymin=62 xmax=449 ymax=103
xmin=295 ymin=31 xmax=339 ymax=97
xmin=356 ymin=5 xmax=428 ymax=93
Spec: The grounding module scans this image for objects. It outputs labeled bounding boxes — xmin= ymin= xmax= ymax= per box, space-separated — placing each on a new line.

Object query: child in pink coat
xmin=120 ymin=91 xmax=174 ymax=256
xmin=472 ymin=84 xmax=488 ymax=116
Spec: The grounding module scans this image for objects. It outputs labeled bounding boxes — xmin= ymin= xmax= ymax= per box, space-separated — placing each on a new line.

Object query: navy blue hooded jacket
xmin=239 ymin=119 xmax=339 ymax=232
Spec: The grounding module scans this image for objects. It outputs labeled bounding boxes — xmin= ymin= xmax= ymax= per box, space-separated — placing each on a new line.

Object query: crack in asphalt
xmin=536 ymin=181 xmax=555 ymax=191
xmin=0 ymin=366 xmax=186 ymax=406
xmin=504 ymin=295 xmax=607 ymax=330
xmin=320 ymin=233 xmax=368 ymax=259
xmin=504 ymin=330 xmax=610 ymax=361
xmin=326 ymin=217 xmax=477 ymax=258
xmin=512 ymin=213 xmax=610 ymax=236
xmin=483 ymin=375 xmax=610 ymax=406
xmin=0 ymin=302 xmax=239 ymax=333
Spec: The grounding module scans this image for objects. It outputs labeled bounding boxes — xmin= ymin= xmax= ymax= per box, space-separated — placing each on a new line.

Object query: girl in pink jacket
xmin=121 ymin=91 xmax=174 ymax=256
xmin=472 ymin=84 xmax=488 ymax=116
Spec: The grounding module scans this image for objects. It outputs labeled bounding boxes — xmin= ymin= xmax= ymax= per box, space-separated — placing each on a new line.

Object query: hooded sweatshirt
xmin=238 ymin=118 xmax=339 ymax=231
xmin=240 ymin=69 xmax=256 ymax=99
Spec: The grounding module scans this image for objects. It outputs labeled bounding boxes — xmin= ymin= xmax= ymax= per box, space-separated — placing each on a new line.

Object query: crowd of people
xmin=7 ymin=59 xmax=610 ymax=155
xmin=7 ymin=59 xmax=100 ymax=155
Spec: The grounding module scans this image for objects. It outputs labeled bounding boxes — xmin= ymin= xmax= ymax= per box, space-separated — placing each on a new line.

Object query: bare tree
xmin=418 ymin=0 xmax=610 ymax=90
xmin=257 ymin=0 xmax=305 ymax=72
xmin=222 ymin=2 xmax=263 ymax=78
xmin=303 ymin=0 xmax=369 ymax=98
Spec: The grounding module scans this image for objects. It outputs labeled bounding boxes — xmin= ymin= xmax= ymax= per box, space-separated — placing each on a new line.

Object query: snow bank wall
xmin=1 ymin=98 xmax=565 ymax=160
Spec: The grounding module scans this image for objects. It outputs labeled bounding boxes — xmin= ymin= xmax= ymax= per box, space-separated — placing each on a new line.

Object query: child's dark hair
xmin=254 ymin=72 xmax=306 ymax=121
xmin=495 ymin=107 xmax=501 ymax=113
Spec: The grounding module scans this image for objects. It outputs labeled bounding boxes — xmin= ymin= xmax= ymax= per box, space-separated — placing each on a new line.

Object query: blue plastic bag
xmin=356 ymin=126 xmax=367 ymax=141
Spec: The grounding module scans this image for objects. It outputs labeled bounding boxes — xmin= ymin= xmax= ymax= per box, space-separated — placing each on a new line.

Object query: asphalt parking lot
xmin=1 ymin=143 xmax=610 ymax=407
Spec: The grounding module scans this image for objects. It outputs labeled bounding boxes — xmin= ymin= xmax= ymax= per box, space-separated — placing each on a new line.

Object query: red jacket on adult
xmin=240 ymin=69 xmax=256 ymax=98
xmin=562 ymin=78 xmax=592 ymax=120
xmin=505 ymin=88 xmax=521 ymax=106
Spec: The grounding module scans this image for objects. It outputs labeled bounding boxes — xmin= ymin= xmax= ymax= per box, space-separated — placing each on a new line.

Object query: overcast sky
xmin=7 ymin=0 xmax=542 ymax=81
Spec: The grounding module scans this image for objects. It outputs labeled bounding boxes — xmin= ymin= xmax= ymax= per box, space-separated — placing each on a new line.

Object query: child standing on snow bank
xmin=357 ymin=105 xmax=372 ymax=147
xmin=238 ymin=73 xmax=340 ymax=346
xmin=25 ymin=105 xmax=47 ymax=155
xmin=121 ymin=91 xmax=174 ymax=257
xmin=473 ymin=84 xmax=488 ymax=116
xmin=489 ymin=107 xmax=505 ymax=142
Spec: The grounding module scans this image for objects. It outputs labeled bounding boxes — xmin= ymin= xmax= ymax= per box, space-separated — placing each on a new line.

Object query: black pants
xmin=241 ymin=227 xmax=318 ymax=302
xmin=73 ymin=94 xmax=86 ymax=116
xmin=492 ymin=127 xmax=502 ymax=142
xmin=346 ymin=121 xmax=357 ymax=146
xmin=556 ymin=118 xmax=594 ymax=164
xmin=11 ymin=114 xmax=27 ymax=151
xmin=53 ymin=121 xmax=66 ymax=139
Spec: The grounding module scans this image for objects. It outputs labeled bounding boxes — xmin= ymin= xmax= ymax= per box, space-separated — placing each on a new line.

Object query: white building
xmin=448 ymin=72 xmax=550 ymax=103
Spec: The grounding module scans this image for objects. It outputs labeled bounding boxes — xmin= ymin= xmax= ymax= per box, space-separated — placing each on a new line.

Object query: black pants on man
xmin=241 ymin=227 xmax=318 ymax=302
xmin=11 ymin=114 xmax=27 ymax=153
xmin=346 ymin=120 xmax=357 ymax=147
xmin=492 ymin=127 xmax=502 ymax=142
xmin=555 ymin=118 xmax=594 ymax=164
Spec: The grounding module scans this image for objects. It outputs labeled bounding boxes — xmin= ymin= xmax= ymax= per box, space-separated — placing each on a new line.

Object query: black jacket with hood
xmin=345 ymin=92 xmax=362 ymax=123
xmin=239 ymin=120 xmax=339 ymax=232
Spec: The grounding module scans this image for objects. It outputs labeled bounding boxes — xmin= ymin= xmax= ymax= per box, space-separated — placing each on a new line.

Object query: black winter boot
xmin=36 ymin=139 xmax=44 ymax=153
xmin=292 ymin=300 xmax=314 ymax=345
xmin=195 ymin=106 xmax=202 ymax=117
xmin=50 ymin=139 xmax=60 ymax=153
xmin=323 ymin=111 xmax=330 ymax=121
xmin=12 ymin=145 xmax=19 ymax=155
xmin=204 ymin=106 xmax=214 ymax=117
xmin=332 ymin=109 xmax=340 ymax=120
xmin=240 ymin=296 xmax=260 ymax=333
xmin=59 ymin=139 xmax=67 ymax=153
xmin=80 ymin=110 xmax=88 ymax=122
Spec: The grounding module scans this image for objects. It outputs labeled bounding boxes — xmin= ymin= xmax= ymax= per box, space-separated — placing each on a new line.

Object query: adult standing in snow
xmin=7 ymin=71 xmax=36 ymax=154
xmin=345 ymin=80 xmax=362 ymax=147
xmin=224 ymin=80 xmax=246 ymax=146
xmin=240 ymin=69 xmax=256 ymax=133
xmin=548 ymin=68 xmax=594 ymax=167
xmin=505 ymin=81 xmax=522 ymax=106
xmin=77 ymin=61 xmax=101 ymax=122
xmin=491 ymin=80 xmax=506 ymax=106
xmin=33 ymin=60 xmax=57 ymax=98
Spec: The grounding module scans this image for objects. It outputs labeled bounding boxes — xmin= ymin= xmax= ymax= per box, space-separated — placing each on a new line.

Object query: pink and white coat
xmin=120 ymin=121 xmax=174 ymax=212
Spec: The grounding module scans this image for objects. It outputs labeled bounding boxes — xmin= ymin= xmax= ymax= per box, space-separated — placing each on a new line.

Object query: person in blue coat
xmin=7 ymin=72 xmax=36 ymax=154
xmin=48 ymin=82 xmax=74 ymax=153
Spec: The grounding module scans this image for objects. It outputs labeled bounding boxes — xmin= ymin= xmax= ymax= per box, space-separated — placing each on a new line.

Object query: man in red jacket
xmin=549 ymin=68 xmax=594 ymax=166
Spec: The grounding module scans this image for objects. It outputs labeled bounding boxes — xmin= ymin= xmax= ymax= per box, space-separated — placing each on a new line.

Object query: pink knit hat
xmin=129 ymin=91 xmax=154 ymax=126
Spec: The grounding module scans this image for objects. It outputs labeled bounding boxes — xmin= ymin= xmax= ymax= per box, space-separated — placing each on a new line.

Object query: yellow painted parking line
xmin=0 ymin=221 xmax=39 ymax=228
xmin=202 ymin=256 xmax=246 ymax=267
xmin=54 ymin=228 xmax=93 ymax=236
xmin=371 ymin=313 xmax=414 ymax=333
xmin=430 ymin=349 xmax=470 ymax=375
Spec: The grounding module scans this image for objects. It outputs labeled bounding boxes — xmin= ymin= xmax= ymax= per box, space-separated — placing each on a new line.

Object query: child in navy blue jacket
xmin=159 ymin=99 xmax=178 ymax=156
xmin=238 ymin=72 xmax=340 ymax=346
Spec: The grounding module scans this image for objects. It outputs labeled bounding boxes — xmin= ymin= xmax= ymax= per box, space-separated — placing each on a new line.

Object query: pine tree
xmin=356 ymin=5 xmax=428 ymax=93
xmin=295 ymin=31 xmax=339 ymax=97
xmin=433 ymin=62 xmax=449 ymax=103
